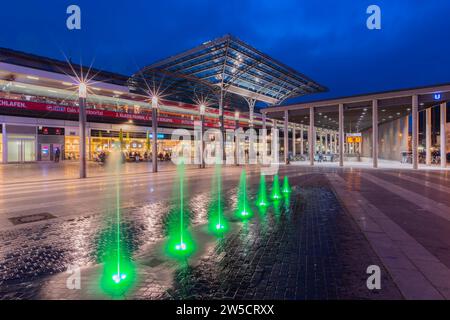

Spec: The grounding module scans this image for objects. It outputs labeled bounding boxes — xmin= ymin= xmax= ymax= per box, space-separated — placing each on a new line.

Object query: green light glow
xmin=116 ymin=180 xmax=121 ymax=281
xmin=283 ymin=193 xmax=291 ymax=211
xmin=165 ymin=159 xmax=196 ymax=259
xmin=112 ymin=273 xmax=127 ymax=283
xmin=100 ymin=238 xmax=135 ymax=296
xmin=282 ymin=176 xmax=291 ymax=194
xmin=256 ymin=173 xmax=269 ymax=208
xmin=98 ymin=213 xmax=136 ymax=295
xmin=270 ymin=174 xmax=282 ymax=201
xmin=99 ymin=150 xmax=136 ymax=296
xmin=273 ymin=198 xmax=282 ymax=222
xmin=208 ymin=164 xmax=229 ymax=235
xmin=166 ymin=229 xmax=196 ymax=259
xmin=179 ymin=160 xmax=184 ymax=246
xmin=236 ymin=169 xmax=253 ymax=220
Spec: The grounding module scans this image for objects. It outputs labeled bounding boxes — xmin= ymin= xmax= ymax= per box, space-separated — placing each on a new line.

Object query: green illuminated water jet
xmin=166 ymin=159 xmax=196 ymax=259
xmin=208 ymin=163 xmax=229 ymax=235
xmin=113 ymin=182 xmax=125 ymax=283
xmin=256 ymin=173 xmax=269 ymax=208
xmin=99 ymin=150 xmax=135 ymax=296
xmin=270 ymin=174 xmax=282 ymax=201
xmin=236 ymin=169 xmax=253 ymax=220
xmin=282 ymin=176 xmax=291 ymax=195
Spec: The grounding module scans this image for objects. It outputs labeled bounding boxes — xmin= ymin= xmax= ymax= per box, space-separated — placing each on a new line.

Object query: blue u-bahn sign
xmin=148 ymin=133 xmax=166 ymax=139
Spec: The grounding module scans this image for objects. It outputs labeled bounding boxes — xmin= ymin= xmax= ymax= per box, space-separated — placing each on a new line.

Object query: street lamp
xmin=151 ymin=96 xmax=158 ymax=109
xmin=78 ymin=82 xmax=87 ymax=178
xmin=151 ymin=96 xmax=159 ymax=173
xmin=78 ymin=82 xmax=87 ymax=99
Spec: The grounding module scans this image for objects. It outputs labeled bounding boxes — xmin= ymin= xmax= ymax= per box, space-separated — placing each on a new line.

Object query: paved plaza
xmin=0 ymin=162 xmax=449 ymax=299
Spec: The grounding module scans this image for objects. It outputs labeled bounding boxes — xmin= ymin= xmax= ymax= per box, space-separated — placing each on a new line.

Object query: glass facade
xmin=63 ymin=132 xmax=181 ymax=162
xmin=6 ymin=134 xmax=36 ymax=162
xmin=64 ymin=136 xmax=81 ymax=160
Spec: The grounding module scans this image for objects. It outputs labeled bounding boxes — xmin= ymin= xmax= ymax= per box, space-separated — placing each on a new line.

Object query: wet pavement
xmin=0 ymin=168 xmax=402 ymax=300
xmin=0 ymin=161 xmax=179 ymax=184
xmin=2 ymin=162 xmax=450 ymax=299
xmin=166 ymin=175 xmax=400 ymax=300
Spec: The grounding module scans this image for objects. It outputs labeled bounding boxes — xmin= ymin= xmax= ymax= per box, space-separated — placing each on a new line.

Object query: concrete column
xmin=425 ymin=108 xmax=432 ymax=166
xmin=315 ymin=130 xmax=318 ymax=153
xmin=334 ymin=131 xmax=338 ymax=153
xmin=334 ymin=132 xmax=338 ymax=153
xmin=152 ymin=106 xmax=158 ymax=173
xmin=248 ymin=99 xmax=255 ymax=129
xmin=328 ymin=132 xmax=331 ymax=153
xmin=309 ymin=107 xmax=315 ymax=166
xmin=79 ymin=96 xmax=87 ymax=178
xmin=332 ymin=132 xmax=335 ymax=153
xmin=318 ymin=131 xmax=322 ymax=152
xmin=262 ymin=113 xmax=266 ymax=131
xmin=441 ymin=102 xmax=447 ymax=168
xmin=199 ymin=113 xmax=205 ymax=168
xmin=2 ymin=123 xmax=7 ymax=163
xmin=292 ymin=125 xmax=296 ymax=156
xmin=284 ymin=110 xmax=289 ymax=164
xmin=300 ymin=125 xmax=304 ymax=155
xmin=272 ymin=119 xmax=277 ymax=163
xmin=320 ymin=131 xmax=324 ymax=152
xmin=372 ymin=99 xmax=378 ymax=168
xmin=330 ymin=132 xmax=334 ymax=153
xmin=412 ymin=95 xmax=419 ymax=170
xmin=339 ymin=104 xmax=344 ymax=167
xmin=331 ymin=132 xmax=334 ymax=153
xmin=261 ymin=113 xmax=267 ymax=165
xmin=235 ymin=114 xmax=240 ymax=166
xmin=329 ymin=132 xmax=332 ymax=153
xmin=314 ymin=129 xmax=317 ymax=153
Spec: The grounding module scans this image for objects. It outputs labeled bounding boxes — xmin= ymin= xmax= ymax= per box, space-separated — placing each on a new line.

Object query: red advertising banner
xmin=0 ymin=98 xmax=237 ymax=129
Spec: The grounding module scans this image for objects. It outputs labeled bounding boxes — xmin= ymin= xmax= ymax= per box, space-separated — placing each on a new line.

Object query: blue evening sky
xmin=1 ymin=0 xmax=449 ymax=103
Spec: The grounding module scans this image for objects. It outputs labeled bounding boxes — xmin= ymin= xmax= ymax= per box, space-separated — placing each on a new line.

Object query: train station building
xmin=0 ymin=34 xmax=448 ymax=171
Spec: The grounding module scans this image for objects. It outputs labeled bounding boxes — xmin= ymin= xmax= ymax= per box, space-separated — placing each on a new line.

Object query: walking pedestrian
xmin=54 ymin=147 xmax=61 ymax=163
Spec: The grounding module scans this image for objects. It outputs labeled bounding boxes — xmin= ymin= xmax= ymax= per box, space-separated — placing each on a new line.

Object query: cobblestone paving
xmin=0 ymin=173 xmax=401 ymax=299
xmin=165 ymin=175 xmax=401 ymax=300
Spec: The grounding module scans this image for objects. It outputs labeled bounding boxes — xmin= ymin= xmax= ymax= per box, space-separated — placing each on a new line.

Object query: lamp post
xmin=440 ymin=102 xmax=447 ymax=168
xmin=78 ymin=82 xmax=87 ymax=178
xmin=309 ymin=107 xmax=315 ymax=166
xmin=151 ymin=96 xmax=158 ymax=173
xmin=199 ymin=104 xmax=205 ymax=168
xmin=235 ymin=111 xmax=240 ymax=166
xmin=284 ymin=110 xmax=289 ymax=165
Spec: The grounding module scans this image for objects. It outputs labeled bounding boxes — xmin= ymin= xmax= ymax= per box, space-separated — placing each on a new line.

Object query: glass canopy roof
xmin=129 ymin=34 xmax=327 ymax=111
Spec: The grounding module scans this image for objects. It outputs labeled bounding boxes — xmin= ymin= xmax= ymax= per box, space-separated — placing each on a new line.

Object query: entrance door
xmin=7 ymin=138 xmax=36 ymax=163
xmin=41 ymin=144 xmax=51 ymax=161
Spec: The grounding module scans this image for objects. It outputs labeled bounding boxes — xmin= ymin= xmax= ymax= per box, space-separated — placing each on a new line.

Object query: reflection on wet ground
xmin=0 ymin=172 xmax=401 ymax=300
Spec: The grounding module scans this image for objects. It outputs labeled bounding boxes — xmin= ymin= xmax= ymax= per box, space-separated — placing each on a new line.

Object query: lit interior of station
xmin=265 ymin=85 xmax=449 ymax=169
xmin=1 ymin=34 xmax=449 ymax=173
